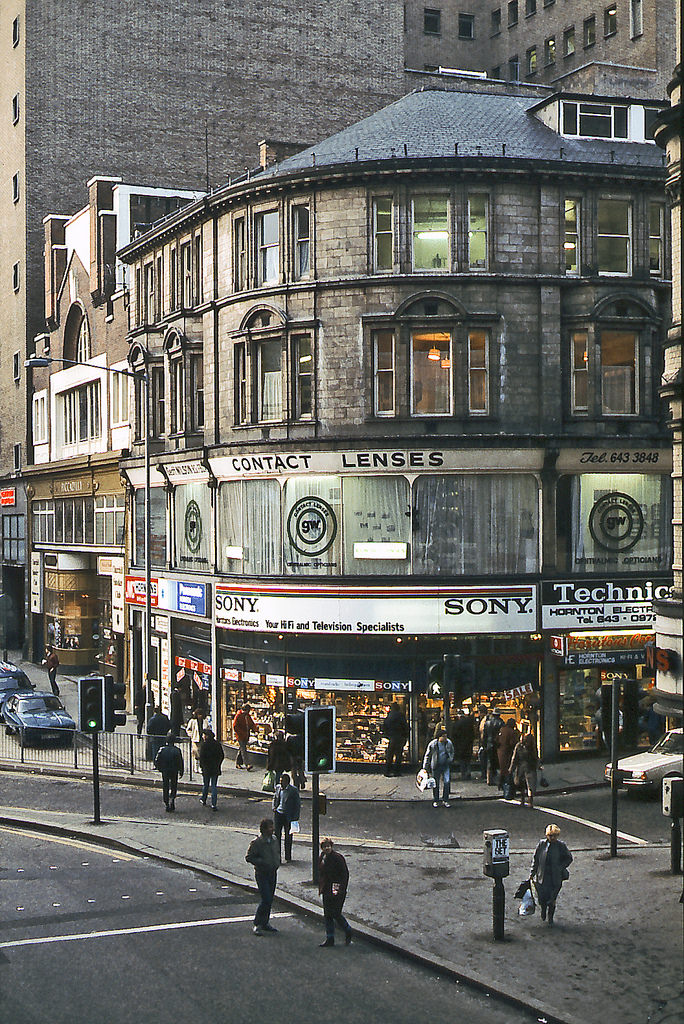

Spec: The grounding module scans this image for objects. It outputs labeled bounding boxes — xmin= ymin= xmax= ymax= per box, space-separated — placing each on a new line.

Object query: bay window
xmin=372 ymin=197 xmax=393 ymax=271
xmin=468 ymin=330 xmax=489 ymax=413
xmin=564 ymin=199 xmax=580 ymax=274
xmin=293 ymin=205 xmax=310 ymax=279
xmin=256 ymin=210 xmax=279 ymax=285
xmin=373 ymin=330 xmax=395 ymax=416
xmin=412 ymin=196 xmax=449 ymax=270
xmin=467 ymin=195 xmax=488 ymax=269
xmin=411 ymin=331 xmax=452 ymax=415
xmin=597 ymin=199 xmax=631 ymax=275
xmin=257 ymin=338 xmax=282 ymax=421
xmin=570 ymin=332 xmax=589 ymax=413
xmin=600 ymin=330 xmax=638 ymax=414
xmin=293 ymin=334 xmax=313 ymax=419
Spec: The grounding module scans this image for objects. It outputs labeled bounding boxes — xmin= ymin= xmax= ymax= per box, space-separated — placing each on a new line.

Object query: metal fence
xmin=0 ymin=728 xmax=195 ymax=781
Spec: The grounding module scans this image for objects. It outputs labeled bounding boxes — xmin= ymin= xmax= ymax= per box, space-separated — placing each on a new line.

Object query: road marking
xmin=501 ymin=800 xmax=648 ymax=845
xmin=0 ymin=825 xmax=138 ymax=860
xmin=0 ymin=912 xmax=293 ymax=949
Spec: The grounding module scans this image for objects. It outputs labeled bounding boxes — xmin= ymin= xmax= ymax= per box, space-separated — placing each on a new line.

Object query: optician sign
xmin=215 ymin=583 xmax=537 ymax=635
xmin=541 ymin=578 xmax=671 ymax=629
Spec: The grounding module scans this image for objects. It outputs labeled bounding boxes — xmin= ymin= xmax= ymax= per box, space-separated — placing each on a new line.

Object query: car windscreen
xmin=651 ymin=732 xmax=684 ymax=755
xmin=18 ymin=697 xmax=63 ymax=713
xmin=0 ymin=673 xmax=32 ymax=691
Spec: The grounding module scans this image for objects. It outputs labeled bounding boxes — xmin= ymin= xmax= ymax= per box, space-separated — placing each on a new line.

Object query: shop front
xmin=214 ymin=580 xmax=539 ymax=769
xmin=542 ymin=577 xmax=672 ymax=756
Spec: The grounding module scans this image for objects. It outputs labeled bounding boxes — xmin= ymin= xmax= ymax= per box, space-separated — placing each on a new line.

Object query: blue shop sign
xmin=177 ymin=581 xmax=206 ymax=616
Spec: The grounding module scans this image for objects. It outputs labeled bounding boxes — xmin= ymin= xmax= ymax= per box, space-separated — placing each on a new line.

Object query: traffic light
xmin=427 ymin=660 xmax=444 ymax=698
xmin=285 ymin=710 xmax=304 ymax=759
xmin=304 ymin=706 xmax=336 ymax=773
xmin=78 ymin=676 xmax=105 ymax=733
xmin=103 ymin=674 xmax=127 ymax=731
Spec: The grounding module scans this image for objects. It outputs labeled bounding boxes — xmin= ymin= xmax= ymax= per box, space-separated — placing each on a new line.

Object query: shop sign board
xmin=556 ymin=448 xmax=671 ymax=473
xmin=125 ymin=575 xmax=207 ymax=617
xmin=0 ymin=487 xmax=16 ymax=507
xmin=215 ymin=584 xmax=537 ymax=635
xmin=111 ymin=557 xmax=125 ymax=634
xmin=541 ymin=578 xmax=671 ymax=629
xmin=565 ymin=649 xmax=646 ymax=666
xmin=30 ymin=552 xmax=42 ymax=614
xmin=287 ymin=677 xmax=412 ymax=693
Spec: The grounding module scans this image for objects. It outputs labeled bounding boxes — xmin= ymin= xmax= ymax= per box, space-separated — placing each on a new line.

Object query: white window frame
xmin=411 ymin=195 xmax=450 ymax=272
xmin=649 ymin=203 xmax=665 ymax=277
xmin=372 ymin=197 xmax=394 ymax=272
xmin=33 ymin=392 xmax=48 ymax=443
xmin=564 ymin=198 xmax=580 ymax=275
xmin=76 ymin=314 xmax=91 ymax=362
xmin=467 ymin=194 xmax=489 ymax=270
xmin=373 ymin=330 xmax=396 ymax=417
xmin=468 ymin=330 xmax=489 ymax=414
xmin=597 ymin=199 xmax=632 ymax=277
xmin=570 ymin=331 xmax=589 ymax=413
xmin=255 ymin=210 xmax=279 ymax=286
xmin=600 ymin=330 xmax=639 ymax=416
xmin=169 ymin=357 xmax=186 ymax=434
xmin=292 ymin=205 xmax=310 ymax=280
xmin=410 ymin=330 xmax=453 ymax=417
xmin=110 ymin=368 xmax=129 ymax=427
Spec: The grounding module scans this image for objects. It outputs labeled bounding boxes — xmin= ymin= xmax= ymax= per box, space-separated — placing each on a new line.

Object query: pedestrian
xmin=146 ymin=705 xmax=172 ymax=761
xmin=267 ymin=729 xmax=291 ymax=786
xmin=153 ymin=731 xmax=184 ymax=812
xmin=233 ymin=702 xmax=258 ymax=770
xmin=170 ymin=684 xmax=184 ymax=737
xmin=482 ymin=707 xmax=503 ymax=785
xmin=42 ymin=646 xmax=60 ymax=697
xmin=510 ymin=730 xmax=538 ymax=807
xmin=381 ymin=701 xmax=409 ymax=776
xmin=318 ymin=837 xmax=352 ymax=947
xmin=245 ymin=817 xmax=281 ymax=935
xmin=451 ymin=710 xmax=475 ymax=779
xmin=272 ymin=771 xmax=301 ymax=862
xmin=423 ymin=727 xmax=455 ymax=808
xmin=530 ymin=823 xmax=573 ymax=925
xmin=133 ymin=685 xmax=146 ymax=737
xmin=496 ymin=717 xmax=520 ymax=790
xmin=198 ymin=727 xmax=224 ymax=811
xmin=476 ymin=705 xmax=488 ymax=778
xmin=186 ymin=707 xmax=204 ymax=769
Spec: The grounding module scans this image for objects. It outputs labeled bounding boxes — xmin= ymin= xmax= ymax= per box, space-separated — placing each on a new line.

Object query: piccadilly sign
xmin=541 ymin=578 xmax=671 ymax=629
xmin=215 ymin=583 xmax=537 ymax=635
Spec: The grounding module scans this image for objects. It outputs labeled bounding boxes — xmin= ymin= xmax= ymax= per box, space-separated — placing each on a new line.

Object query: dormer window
xmin=562 ymin=101 xmax=628 ymax=140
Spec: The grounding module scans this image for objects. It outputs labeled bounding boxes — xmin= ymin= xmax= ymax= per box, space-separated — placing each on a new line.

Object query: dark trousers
xmin=254 ymin=869 xmax=277 ymax=926
xmin=273 ymin=810 xmax=293 ymax=860
xmin=162 ymin=771 xmax=179 ymax=807
xmin=47 ymin=668 xmax=59 ymax=696
xmin=385 ymin=737 xmax=406 ymax=774
xmin=323 ymin=894 xmax=351 ymax=941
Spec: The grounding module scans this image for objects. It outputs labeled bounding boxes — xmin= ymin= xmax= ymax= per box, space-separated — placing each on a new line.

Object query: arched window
xmin=63 ymin=303 xmax=91 ymax=364
xmin=76 ymin=314 xmax=91 ymax=362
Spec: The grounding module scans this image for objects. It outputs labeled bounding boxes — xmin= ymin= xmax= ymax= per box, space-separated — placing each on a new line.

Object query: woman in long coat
xmin=530 ymin=823 xmax=573 ymax=925
xmin=496 ymin=718 xmax=520 ymax=784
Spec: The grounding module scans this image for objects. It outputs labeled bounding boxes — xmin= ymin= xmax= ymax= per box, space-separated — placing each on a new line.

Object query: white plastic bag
xmin=290 ymin=820 xmax=300 ymax=833
xmin=415 ymin=769 xmax=436 ymax=792
xmin=518 ymin=887 xmax=536 ymax=916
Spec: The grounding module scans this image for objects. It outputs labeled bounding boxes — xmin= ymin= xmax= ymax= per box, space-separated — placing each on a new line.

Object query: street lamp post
xmin=25 ymin=354 xmax=151 ymax=719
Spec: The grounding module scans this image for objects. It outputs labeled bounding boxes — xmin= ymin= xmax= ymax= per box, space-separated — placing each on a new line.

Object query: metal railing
xmin=0 ymin=728 xmax=195 ymax=781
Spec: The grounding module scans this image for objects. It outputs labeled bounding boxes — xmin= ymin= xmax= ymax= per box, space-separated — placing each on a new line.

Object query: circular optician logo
xmin=287 ymin=496 xmax=338 ymax=556
xmin=588 ymin=491 xmax=644 ymax=553
xmin=184 ymin=499 xmax=203 ymax=553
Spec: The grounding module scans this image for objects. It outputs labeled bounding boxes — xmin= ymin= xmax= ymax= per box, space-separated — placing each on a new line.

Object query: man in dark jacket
xmin=169 ymin=685 xmax=184 ymax=737
xmin=153 ymin=731 xmax=184 ymax=812
xmin=198 ymin=727 xmax=225 ymax=811
xmin=451 ymin=711 xmax=475 ymax=779
xmin=318 ymin=837 xmax=352 ymax=947
xmin=146 ymin=706 xmax=172 ymax=761
xmin=272 ymin=772 xmax=301 ymax=862
xmin=482 ymin=708 xmax=503 ymax=785
xmin=382 ymin=702 xmax=409 ymax=777
xmin=246 ymin=818 xmax=281 ymax=935
xmin=267 ymin=730 xmax=292 ymax=786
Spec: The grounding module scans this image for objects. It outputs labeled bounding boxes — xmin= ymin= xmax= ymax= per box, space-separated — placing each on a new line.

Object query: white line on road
xmin=0 ymin=912 xmax=293 ymax=949
xmin=501 ymin=799 xmax=648 ymax=845
xmin=0 ymin=824 xmax=138 ymax=859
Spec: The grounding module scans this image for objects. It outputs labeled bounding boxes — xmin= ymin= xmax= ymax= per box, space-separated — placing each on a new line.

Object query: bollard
xmin=670 ymin=820 xmax=682 ymax=875
xmin=662 ymin=778 xmax=684 ymax=875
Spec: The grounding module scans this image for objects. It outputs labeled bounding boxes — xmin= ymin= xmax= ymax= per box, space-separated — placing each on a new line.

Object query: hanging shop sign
xmin=541 ymin=578 xmax=671 ymax=629
xmin=30 ymin=552 xmax=42 ymax=614
xmin=286 ymin=676 xmax=412 ymax=693
xmin=552 ymin=630 xmax=652 ymax=666
xmin=0 ymin=487 xmax=16 ymax=507
xmin=215 ymin=583 xmax=537 ymax=635
xmin=502 ymin=683 xmax=534 ymax=699
xmin=125 ymin=575 xmax=208 ymax=617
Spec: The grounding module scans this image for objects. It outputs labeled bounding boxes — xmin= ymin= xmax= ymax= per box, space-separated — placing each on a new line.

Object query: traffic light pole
xmin=609 ymin=678 xmax=619 ymax=857
xmin=311 ymin=772 xmax=320 ymax=885
xmin=92 ymin=731 xmax=101 ymax=825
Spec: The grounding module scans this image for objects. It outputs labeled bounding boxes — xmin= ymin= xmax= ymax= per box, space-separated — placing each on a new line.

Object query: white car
xmin=604 ymin=728 xmax=683 ymax=792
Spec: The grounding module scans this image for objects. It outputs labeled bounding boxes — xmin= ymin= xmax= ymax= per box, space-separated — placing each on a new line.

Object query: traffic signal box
xmin=103 ymin=675 xmax=127 ymax=731
xmin=427 ymin=660 xmax=444 ymax=698
xmin=78 ymin=676 xmax=105 ymax=733
xmin=304 ymin=706 xmax=336 ymax=773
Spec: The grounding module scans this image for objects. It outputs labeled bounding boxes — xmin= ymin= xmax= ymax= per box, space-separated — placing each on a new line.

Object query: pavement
xmin=2 ymin=654 xmax=683 ymax=1024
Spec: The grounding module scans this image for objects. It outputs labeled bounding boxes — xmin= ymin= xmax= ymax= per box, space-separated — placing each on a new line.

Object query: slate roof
xmin=264 ymin=88 xmax=665 ymax=179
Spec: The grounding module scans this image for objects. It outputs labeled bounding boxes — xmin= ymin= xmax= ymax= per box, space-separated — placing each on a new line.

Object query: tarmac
xmin=1 ymin=654 xmax=682 ymax=1024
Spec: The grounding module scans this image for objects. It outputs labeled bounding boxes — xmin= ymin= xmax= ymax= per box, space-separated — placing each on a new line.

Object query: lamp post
xmin=25 ymin=353 xmax=151 ymax=722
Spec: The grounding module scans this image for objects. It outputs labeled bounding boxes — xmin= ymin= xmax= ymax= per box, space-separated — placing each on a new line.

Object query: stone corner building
xmin=119 ymin=82 xmax=673 ymax=766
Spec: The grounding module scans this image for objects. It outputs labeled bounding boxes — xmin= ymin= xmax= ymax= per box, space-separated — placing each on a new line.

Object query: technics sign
xmin=215 ymin=583 xmax=537 ymax=635
xmin=125 ymin=575 xmax=207 ymax=616
xmin=541 ymin=578 xmax=671 ymax=629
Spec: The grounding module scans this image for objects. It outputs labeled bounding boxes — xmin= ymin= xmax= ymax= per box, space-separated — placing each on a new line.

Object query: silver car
xmin=604 ymin=728 xmax=683 ymax=792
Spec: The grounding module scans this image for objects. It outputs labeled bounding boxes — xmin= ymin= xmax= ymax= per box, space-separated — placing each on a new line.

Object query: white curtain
xmin=343 ymin=476 xmax=410 ymax=575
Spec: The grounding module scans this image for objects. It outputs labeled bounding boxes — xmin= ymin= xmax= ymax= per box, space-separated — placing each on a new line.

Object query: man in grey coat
xmin=423 ymin=728 xmax=455 ymax=808
xmin=246 ymin=818 xmax=281 ymax=935
xmin=272 ymin=772 xmax=301 ymax=862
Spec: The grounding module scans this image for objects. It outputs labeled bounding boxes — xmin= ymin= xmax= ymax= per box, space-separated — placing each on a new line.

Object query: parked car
xmin=2 ymin=690 xmax=76 ymax=746
xmin=0 ymin=660 xmax=35 ymax=702
xmin=604 ymin=728 xmax=683 ymax=793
